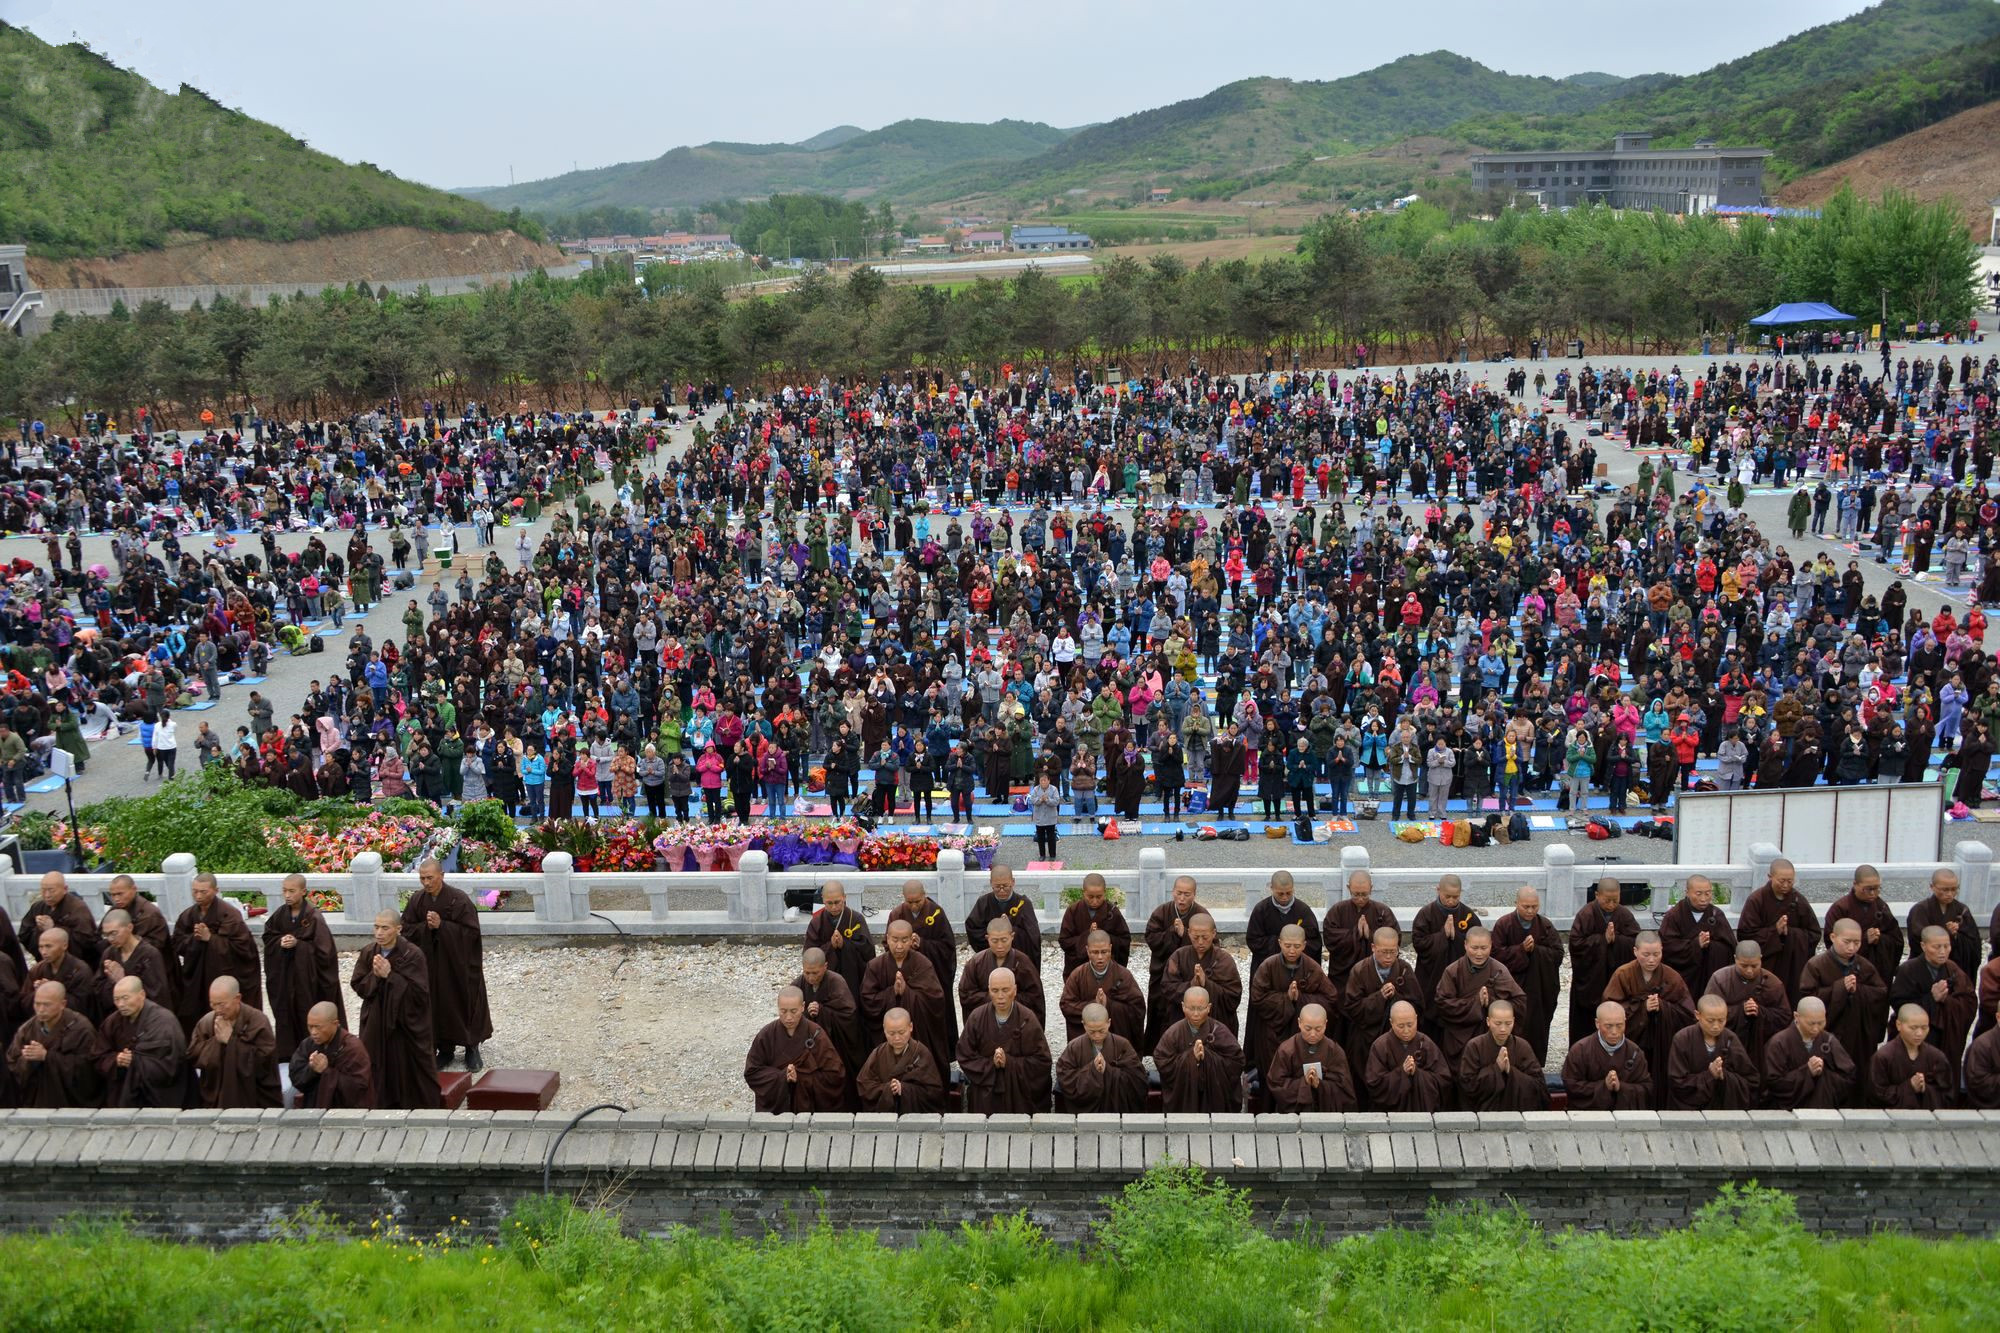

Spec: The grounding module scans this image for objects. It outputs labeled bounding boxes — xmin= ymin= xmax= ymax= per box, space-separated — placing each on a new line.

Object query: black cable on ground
xmin=542 ymin=1102 xmax=631 ymax=1195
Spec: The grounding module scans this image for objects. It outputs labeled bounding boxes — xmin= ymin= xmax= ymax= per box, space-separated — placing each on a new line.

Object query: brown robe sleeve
xmin=1966 ymin=1030 xmax=2000 ymax=1109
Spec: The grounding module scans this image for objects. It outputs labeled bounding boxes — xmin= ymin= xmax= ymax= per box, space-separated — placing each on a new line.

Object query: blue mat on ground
xmin=233 ymin=676 xmax=267 ymax=686
xmin=316 ymin=626 xmax=345 ymax=637
xmin=178 ymin=700 xmax=219 ymax=711
xmin=2 ymin=802 xmax=21 ymax=813
xmin=25 ymin=775 xmax=67 ymax=793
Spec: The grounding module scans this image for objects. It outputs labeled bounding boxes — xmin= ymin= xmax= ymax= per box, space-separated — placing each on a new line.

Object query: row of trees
xmin=2 ymin=189 xmax=1976 ymax=431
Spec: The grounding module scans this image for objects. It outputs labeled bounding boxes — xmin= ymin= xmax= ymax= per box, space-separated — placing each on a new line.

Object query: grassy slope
xmin=0 ymin=22 xmax=530 ymax=259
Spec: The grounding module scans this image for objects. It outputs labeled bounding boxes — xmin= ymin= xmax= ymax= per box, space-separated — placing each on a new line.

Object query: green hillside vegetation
xmin=0 ymin=22 xmax=537 ymax=258
xmin=473 ymin=119 xmax=1074 ymax=214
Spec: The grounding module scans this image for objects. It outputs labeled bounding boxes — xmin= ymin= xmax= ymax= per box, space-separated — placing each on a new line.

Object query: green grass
xmin=4 ymin=1171 xmax=1997 ymax=1332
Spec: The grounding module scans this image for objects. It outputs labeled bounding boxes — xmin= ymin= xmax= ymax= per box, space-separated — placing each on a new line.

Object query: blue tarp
xmin=1749 ymin=302 xmax=1857 ymax=325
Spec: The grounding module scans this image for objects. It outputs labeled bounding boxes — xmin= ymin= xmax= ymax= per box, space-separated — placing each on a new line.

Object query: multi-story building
xmin=1469 ymin=133 xmax=1770 ymax=214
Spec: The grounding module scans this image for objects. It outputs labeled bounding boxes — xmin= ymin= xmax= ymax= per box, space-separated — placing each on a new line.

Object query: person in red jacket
xmin=1667 ymin=715 xmax=1702 ymax=791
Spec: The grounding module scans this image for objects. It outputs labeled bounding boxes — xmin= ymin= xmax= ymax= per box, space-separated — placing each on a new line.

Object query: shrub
xmin=1094 ymin=1160 xmax=1254 ymax=1271
xmin=455 ymin=799 xmax=519 ymax=850
xmin=78 ymin=766 xmax=306 ymax=874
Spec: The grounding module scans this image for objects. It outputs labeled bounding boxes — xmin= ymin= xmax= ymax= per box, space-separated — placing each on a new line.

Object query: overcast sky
xmin=12 ymin=0 xmax=1882 ymax=189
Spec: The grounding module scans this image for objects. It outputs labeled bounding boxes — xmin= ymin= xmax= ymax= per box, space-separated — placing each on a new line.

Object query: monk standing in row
xmin=1060 ymin=930 xmax=1145 ymax=1046
xmin=1341 ymin=928 xmax=1423 ymax=1102
xmin=1870 ymin=1004 xmax=1954 ymax=1109
xmin=1763 ymin=998 xmax=1856 ymax=1109
xmin=107 ymin=875 xmax=172 ymax=958
xmin=1246 ymin=871 xmax=1321 ymax=974
xmin=1799 ymin=918 xmax=1889 ymax=1073
xmin=1562 ymin=1001 xmax=1651 ymax=1109
xmin=96 ymin=911 xmax=172 ymax=1021
xmin=1704 ymin=942 xmax=1793 ymax=1067
xmin=402 ymin=859 xmax=493 ymax=1072
xmin=1432 ymin=928 xmax=1525 ymax=1069
xmin=960 ymin=918 xmax=1044 ymax=1027
xmin=887 ymin=879 xmax=959 ymax=1013
xmin=956 ymin=968 xmax=1051 ymax=1113
xmin=1888 ymin=926 xmax=1976 ymax=1089
xmin=289 ymin=1001 xmax=375 ymax=1110
xmin=22 ymin=927 xmax=97 ymax=1025
xmin=1364 ymin=1000 xmax=1449 ymax=1111
xmin=1160 ymin=914 xmax=1241 ymax=1038
xmin=965 ymin=864 xmax=1040 ymax=959
xmin=1658 ymin=874 xmax=1736 ymax=995
xmin=1267 ymin=1002 xmax=1357 ymax=1112
xmin=856 ymin=1008 xmax=945 ymax=1113
xmin=171 ymin=874 xmax=259 ymax=1038
xmin=861 ymin=921 xmax=953 ymax=1075
xmin=263 ymin=874 xmax=344 ymax=1057
xmin=22 ymin=873 xmax=101 ymax=969
xmin=1490 ymin=887 xmax=1563 ymax=1063
xmin=97 ymin=976 xmax=186 ymax=1108
xmin=1321 ymin=870 xmax=1396 ymax=1045
xmin=1154 ymin=987 xmax=1243 ymax=1112
xmin=1056 ymin=1002 xmax=1147 ymax=1112
xmin=744 ymin=987 xmax=846 ymax=1112
xmin=1412 ymin=876 xmax=1477 ymax=1030
xmin=1823 ymin=865 xmax=1902 ymax=982
xmin=1568 ymin=879 xmax=1638 ymax=1047
xmin=1666 ymin=995 xmax=1759 ymax=1110
xmin=1602 ymin=932 xmax=1694 ymax=1107
xmin=189 ymin=976 xmax=281 ymax=1109
xmin=1247 ymin=924 xmax=1337 ymax=1083
xmin=351 ymin=911 xmax=439 ymax=1110
xmin=6 ymin=981 xmax=103 ymax=1107
xmin=1057 ymin=875 xmax=1131 ymax=977
xmin=1143 ymin=876 xmax=1205 ymax=1051
xmin=1736 ymin=858 xmax=1818 ymax=1004
xmin=803 ymin=881 xmax=875 ymax=1001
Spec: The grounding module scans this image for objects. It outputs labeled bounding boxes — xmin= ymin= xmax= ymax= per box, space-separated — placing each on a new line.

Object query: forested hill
xmin=0 ymin=22 xmax=540 ymax=259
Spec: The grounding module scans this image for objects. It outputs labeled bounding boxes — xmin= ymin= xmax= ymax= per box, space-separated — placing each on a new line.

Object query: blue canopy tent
xmin=1748 ymin=302 xmax=1856 ymax=325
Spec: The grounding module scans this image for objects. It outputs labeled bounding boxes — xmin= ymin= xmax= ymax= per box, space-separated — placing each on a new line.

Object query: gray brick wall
xmin=2 ymin=1108 xmax=1996 ymax=1244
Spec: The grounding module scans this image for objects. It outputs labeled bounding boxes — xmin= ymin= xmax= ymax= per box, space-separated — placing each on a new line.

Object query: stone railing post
xmin=1542 ymin=842 xmax=1580 ymax=915
xmin=1955 ymin=839 xmax=1995 ymax=916
xmin=539 ymin=851 xmax=579 ymax=923
xmin=732 ymin=850 xmax=771 ymax=923
xmin=344 ymin=851 xmax=385 ymax=925
xmin=1134 ymin=846 xmax=1168 ymax=921
xmin=933 ymin=850 xmax=966 ymax=920
xmin=1746 ymin=843 xmax=1780 ymax=901
xmin=159 ymin=852 xmax=198 ymax=921
xmin=1339 ymin=844 xmax=1371 ymax=888
xmin=643 ymin=873 xmax=672 ymax=922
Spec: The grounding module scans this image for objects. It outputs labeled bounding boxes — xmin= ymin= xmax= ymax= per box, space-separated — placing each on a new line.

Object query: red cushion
xmin=437 ymin=1070 xmax=475 ymax=1110
xmin=465 ymin=1068 xmax=561 ymax=1111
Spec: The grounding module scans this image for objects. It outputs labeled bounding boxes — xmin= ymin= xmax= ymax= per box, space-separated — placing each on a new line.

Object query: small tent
xmin=1748 ymin=302 xmax=1856 ymax=325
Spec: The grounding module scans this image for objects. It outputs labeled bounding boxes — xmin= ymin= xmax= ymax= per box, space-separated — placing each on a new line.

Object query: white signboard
xmin=1672 ymin=782 xmax=1943 ymax=866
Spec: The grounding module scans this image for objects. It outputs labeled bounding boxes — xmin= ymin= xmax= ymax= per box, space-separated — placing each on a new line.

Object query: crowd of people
xmin=746 ymin=861 xmax=2000 ymax=1115
xmin=0 ymin=863 xmax=488 ymax=1110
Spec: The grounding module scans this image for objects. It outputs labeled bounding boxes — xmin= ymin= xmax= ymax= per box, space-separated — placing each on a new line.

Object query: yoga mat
xmin=178 ymin=700 xmax=219 ymax=711
xmin=25 ymin=776 xmax=67 ymax=793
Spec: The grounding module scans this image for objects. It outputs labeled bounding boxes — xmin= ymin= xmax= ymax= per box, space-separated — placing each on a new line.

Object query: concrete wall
xmin=5 ymin=1107 xmax=1996 ymax=1244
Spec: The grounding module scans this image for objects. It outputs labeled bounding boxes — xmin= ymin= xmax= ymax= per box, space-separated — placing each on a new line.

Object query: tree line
xmin=1 ymin=188 xmax=1975 ymax=431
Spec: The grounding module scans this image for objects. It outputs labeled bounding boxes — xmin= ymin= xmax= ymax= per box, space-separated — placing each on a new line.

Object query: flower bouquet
xmin=858 ymin=832 xmax=938 ymax=871
xmin=941 ymin=831 xmax=1000 ymax=870
xmin=592 ymin=819 xmax=662 ymax=872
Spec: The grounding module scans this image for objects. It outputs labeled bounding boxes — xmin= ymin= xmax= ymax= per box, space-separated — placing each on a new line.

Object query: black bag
xmin=1467 ymin=821 xmax=1490 ymax=847
xmin=781 ymin=887 xmax=823 ymax=911
xmin=1600 ymin=820 xmax=1623 ymax=839
xmin=308 ymin=635 xmax=325 ymax=653
xmin=1507 ymin=812 xmax=1530 ymax=842
xmin=1293 ymin=817 xmax=1314 ymax=842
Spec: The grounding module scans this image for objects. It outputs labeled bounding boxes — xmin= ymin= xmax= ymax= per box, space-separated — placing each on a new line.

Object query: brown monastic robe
xmin=1657 ymin=898 xmax=1737 ymax=995
xmin=957 ymin=947 xmax=1045 ymax=1026
xmin=350 ymin=937 xmax=440 ymax=1110
xmin=1055 ymin=1032 xmax=1148 ymax=1113
xmin=114 ymin=895 xmax=175 ymax=959
xmin=1667 ymin=1025 xmax=1759 ymax=1110
xmin=1762 ymin=1025 xmax=1857 ymax=1109
xmin=1868 ymin=1038 xmax=1954 ymax=1109
xmin=262 ymin=902 xmax=346 ymax=1057
xmin=4 ymin=1008 xmax=104 ymax=1107
xmin=743 ymin=1017 xmax=846 ymax=1113
xmin=1411 ymin=899 xmax=1480 ymax=1023
xmin=21 ymin=953 xmax=99 ymax=1025
xmin=1057 ymin=900 xmax=1132 ymax=977
xmin=1887 ymin=957 xmax=1976 ymax=1084
xmin=956 ymin=1002 xmax=1052 ymax=1113
xmin=792 ymin=969 xmax=866 ymax=1078
xmin=189 ymin=1003 xmax=282 ymax=1109
xmin=859 ymin=949 xmax=953 ymax=1076
xmin=1603 ymin=960 xmax=1696 ymax=1108
xmin=1965 ymin=1027 xmax=2000 ymax=1109
xmin=1362 ymin=1029 xmax=1449 ymax=1111
xmin=1977 ymin=957 xmax=2000 ymax=1040
xmin=171 ymin=898 xmax=261 ymax=1036
xmin=288 ymin=1029 xmax=376 ymax=1109
xmin=1798 ymin=951 xmax=1890 ymax=1072
xmin=95 ymin=1000 xmax=186 ymax=1108
xmin=1432 ymin=956 xmax=1527 ymax=1066
xmin=1340 ymin=956 xmax=1426 ymax=1102
xmin=22 ymin=892 xmax=102 ymax=968
xmin=1735 ymin=885 xmax=1819 ymax=1003
xmin=1160 ymin=943 xmax=1243 ymax=1036
xmin=856 ymin=1038 xmax=946 ymax=1113
xmin=1703 ymin=967 xmax=1794 ymax=1064
xmin=95 ymin=940 xmax=173 ymax=1022
xmin=1320 ymin=899 xmax=1398 ymax=1040
xmin=400 ymin=883 xmax=493 ymax=1051
xmin=1153 ymin=1017 xmax=1244 ymax=1113
xmin=1906 ymin=896 xmax=1982 ymax=978
xmin=803 ymin=905 xmax=877 ymax=1000
xmin=886 ymin=897 xmax=959 ymax=1007
xmin=1566 ymin=901 xmax=1638 ymax=1046
xmin=1142 ymin=898 xmax=1207 ymax=1050
xmin=965 ymin=890 xmax=1042 ymax=958
xmin=1822 ymin=893 xmax=1903 ymax=981
xmin=1266 ymin=1033 xmax=1358 ymax=1112
xmin=1456 ymin=1033 xmax=1548 ymax=1111
xmin=1561 ymin=1034 xmax=1651 ymax=1109
xmin=1489 ymin=911 xmax=1564 ymax=1062
xmin=1246 ymin=954 xmax=1339 ymax=1083
xmin=1058 ymin=960 xmax=1146 ymax=1046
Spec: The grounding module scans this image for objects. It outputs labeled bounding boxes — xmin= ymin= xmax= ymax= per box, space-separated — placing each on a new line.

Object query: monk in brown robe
xmin=96 ymin=976 xmax=186 ymax=1109
xmin=288 ymin=1001 xmax=375 ymax=1109
xmin=1411 ymin=875 xmax=1479 ymax=1030
xmin=5 ymin=981 xmax=104 ymax=1107
xmin=956 ymin=968 xmax=1052 ymax=1113
xmin=1561 ymin=1001 xmax=1652 ymax=1109
xmin=1906 ymin=868 xmax=1981 ymax=979
xmin=1154 ymin=986 xmax=1244 ymax=1112
xmin=861 ymin=921 xmax=953 ymax=1075
xmin=1245 ymin=870 xmax=1322 ymax=974
xmin=744 ymin=986 xmax=847 ymax=1113
xmin=803 ymin=881 xmax=876 ymax=1002
xmin=1363 ymin=999 xmax=1449 ymax=1111
xmin=1798 ymin=918 xmax=1890 ymax=1073
xmin=1888 ymin=926 xmax=1976 ymax=1086
xmin=959 ymin=918 xmax=1045 ymax=1027
xmin=189 ymin=975 xmax=281 ymax=1109
xmin=1247 ymin=924 xmax=1340 ymax=1084
xmin=1763 ymin=997 xmax=1856 ymax=1109
xmin=1667 ymin=994 xmax=1759 ymax=1110
xmin=21 ymin=871 xmax=102 ymax=969
xmin=1869 ymin=1003 xmax=1955 ymax=1109
xmin=1735 ymin=859 xmax=1818 ymax=1004
xmin=171 ymin=873 xmax=261 ymax=1037
xmin=1658 ymin=874 xmax=1737 ymax=996
xmin=262 ymin=874 xmax=345 ymax=1058
xmin=1490 ymin=887 xmax=1563 ymax=1063
xmin=1055 ymin=1002 xmax=1148 ymax=1113
xmin=1266 ymin=1002 xmax=1357 ymax=1111
xmin=1057 ymin=874 xmax=1132 ymax=977
xmin=350 ymin=911 xmax=440 ymax=1110
xmin=1457 ymin=999 xmax=1548 ymax=1111
xmin=794 ymin=948 xmax=865 ymax=1096
xmin=105 ymin=875 xmax=173 ymax=960
xmin=1602 ymin=932 xmax=1696 ymax=1108
xmin=1979 ymin=955 xmax=2000 ymax=1042
xmin=20 ymin=926 xmax=99 ymax=1025
xmin=965 ymin=863 xmax=1042 ymax=959
xmin=1059 ymin=930 xmax=1145 ymax=1046
xmin=856 ymin=1008 xmax=946 ymax=1113
xmin=96 ymin=911 xmax=172 ymax=1023
xmin=1822 ymin=865 xmax=1903 ymax=983
xmin=1433 ymin=927 xmax=1527 ymax=1069
xmin=1966 ymin=1024 xmax=2000 ymax=1109
xmin=1160 ymin=914 xmax=1242 ymax=1037
xmin=402 ymin=860 xmax=493 ymax=1072
xmin=1321 ymin=869 xmax=1397 ymax=1043
xmin=1704 ymin=941 xmax=1794 ymax=1066
xmin=1143 ymin=876 xmax=1207 ymax=1051
xmin=888 ymin=879 xmax=960 ymax=1006
xmin=1568 ymin=878 xmax=1639 ymax=1047
xmin=1341 ymin=927 xmax=1425 ymax=1104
